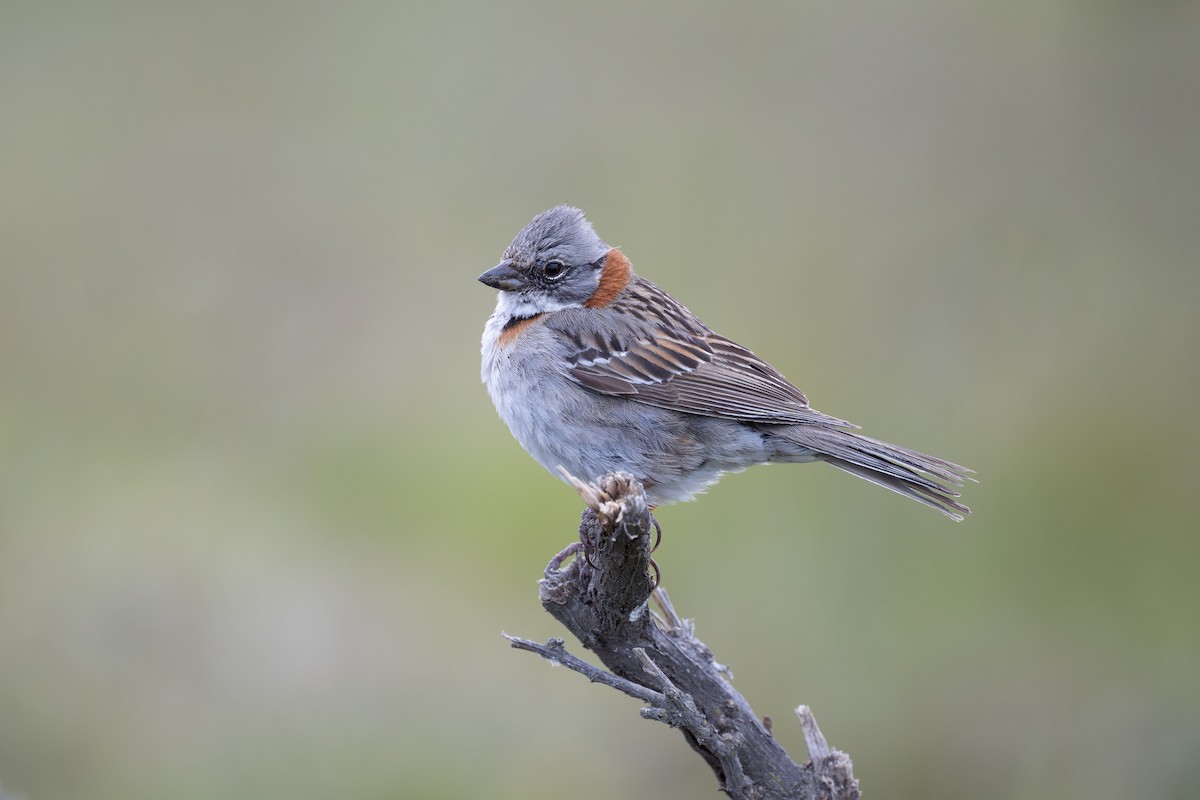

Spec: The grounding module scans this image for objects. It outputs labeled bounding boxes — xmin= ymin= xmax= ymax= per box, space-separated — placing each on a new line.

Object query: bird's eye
xmin=543 ymin=261 xmax=566 ymax=280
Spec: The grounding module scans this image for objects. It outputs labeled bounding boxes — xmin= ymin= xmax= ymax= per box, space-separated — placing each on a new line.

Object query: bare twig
xmin=502 ymin=634 xmax=664 ymax=706
xmin=634 ymin=647 xmax=748 ymax=798
xmin=797 ymin=705 xmax=832 ymax=762
xmin=506 ymin=470 xmax=860 ymax=800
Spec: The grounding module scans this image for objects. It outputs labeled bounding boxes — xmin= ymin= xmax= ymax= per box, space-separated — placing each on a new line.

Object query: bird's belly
xmin=485 ymin=349 xmax=772 ymax=504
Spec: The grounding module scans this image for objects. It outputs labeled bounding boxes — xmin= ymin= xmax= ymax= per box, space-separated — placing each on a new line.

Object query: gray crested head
xmin=505 ymin=205 xmax=609 ymax=268
xmin=478 ymin=205 xmax=613 ymax=310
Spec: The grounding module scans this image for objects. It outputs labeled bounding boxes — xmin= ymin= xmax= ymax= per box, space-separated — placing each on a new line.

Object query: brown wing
xmin=551 ymin=277 xmax=855 ymax=428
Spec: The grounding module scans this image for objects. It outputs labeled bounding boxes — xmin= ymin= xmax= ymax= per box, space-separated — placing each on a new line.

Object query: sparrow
xmin=479 ymin=205 xmax=971 ymax=519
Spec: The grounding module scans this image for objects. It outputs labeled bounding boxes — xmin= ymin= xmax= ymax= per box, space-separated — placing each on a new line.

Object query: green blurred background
xmin=2 ymin=2 xmax=1198 ymax=798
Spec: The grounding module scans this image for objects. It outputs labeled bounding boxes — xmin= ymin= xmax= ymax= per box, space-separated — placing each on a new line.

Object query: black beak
xmin=478 ymin=259 xmax=525 ymax=291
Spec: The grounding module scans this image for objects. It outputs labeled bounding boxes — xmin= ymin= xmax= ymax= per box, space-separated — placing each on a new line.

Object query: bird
xmin=479 ymin=205 xmax=971 ymax=520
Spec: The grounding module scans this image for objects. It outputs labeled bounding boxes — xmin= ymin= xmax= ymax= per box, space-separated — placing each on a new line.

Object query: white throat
xmin=492 ymin=291 xmax=579 ymax=320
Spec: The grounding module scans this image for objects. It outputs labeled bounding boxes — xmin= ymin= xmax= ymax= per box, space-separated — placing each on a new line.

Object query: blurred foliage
xmin=2 ymin=2 xmax=1198 ymax=799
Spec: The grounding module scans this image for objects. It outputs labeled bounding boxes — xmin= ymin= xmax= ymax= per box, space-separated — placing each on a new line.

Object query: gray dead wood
xmin=505 ymin=471 xmax=860 ymax=800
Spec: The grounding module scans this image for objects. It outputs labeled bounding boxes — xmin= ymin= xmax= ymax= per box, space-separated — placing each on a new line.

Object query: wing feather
xmin=552 ymin=277 xmax=854 ymax=428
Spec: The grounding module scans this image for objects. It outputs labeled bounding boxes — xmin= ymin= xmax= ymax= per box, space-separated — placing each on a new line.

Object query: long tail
xmin=785 ymin=427 xmax=973 ymax=520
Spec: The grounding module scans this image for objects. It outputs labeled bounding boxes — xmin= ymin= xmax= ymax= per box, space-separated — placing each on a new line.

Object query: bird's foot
xmin=649 ymin=508 xmax=662 ymax=553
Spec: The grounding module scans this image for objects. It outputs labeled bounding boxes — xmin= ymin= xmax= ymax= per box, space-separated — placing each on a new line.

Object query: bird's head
xmin=479 ymin=206 xmax=622 ymax=315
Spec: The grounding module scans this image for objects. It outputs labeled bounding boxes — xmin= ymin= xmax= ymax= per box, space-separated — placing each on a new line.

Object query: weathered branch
xmin=506 ymin=471 xmax=860 ymax=800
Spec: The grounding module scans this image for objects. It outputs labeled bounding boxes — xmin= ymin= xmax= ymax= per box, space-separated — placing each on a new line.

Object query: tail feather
xmin=785 ymin=428 xmax=973 ymax=521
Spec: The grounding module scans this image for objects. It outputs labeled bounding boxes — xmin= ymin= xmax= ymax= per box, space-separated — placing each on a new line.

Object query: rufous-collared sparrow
xmin=479 ymin=206 xmax=971 ymax=519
